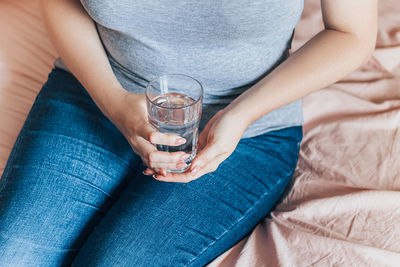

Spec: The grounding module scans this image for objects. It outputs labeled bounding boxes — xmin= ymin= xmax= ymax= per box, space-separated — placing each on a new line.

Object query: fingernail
xmin=177 ymin=162 xmax=187 ymax=168
xmin=175 ymin=138 xmax=186 ymax=145
xmin=179 ymin=153 xmax=190 ymax=161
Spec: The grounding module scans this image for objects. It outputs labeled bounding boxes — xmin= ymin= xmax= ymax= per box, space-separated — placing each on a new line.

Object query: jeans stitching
xmin=186 ymin=137 xmax=302 ymax=266
xmin=185 ymin=177 xmax=289 ymax=267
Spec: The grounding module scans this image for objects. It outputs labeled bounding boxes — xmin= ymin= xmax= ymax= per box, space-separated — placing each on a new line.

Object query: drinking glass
xmin=145 ymin=74 xmax=203 ymax=173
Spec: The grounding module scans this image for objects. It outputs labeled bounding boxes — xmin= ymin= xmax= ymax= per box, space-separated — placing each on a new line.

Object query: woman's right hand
xmin=41 ymin=0 xmax=189 ymax=177
xmin=107 ymin=90 xmax=190 ymax=176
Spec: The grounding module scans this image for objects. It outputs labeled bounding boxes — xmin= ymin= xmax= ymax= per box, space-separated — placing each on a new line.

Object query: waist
xmin=107 ymin=45 xmax=290 ymax=105
xmin=108 ymin=52 xmax=303 ymax=137
xmin=53 ymin=58 xmax=303 ymax=138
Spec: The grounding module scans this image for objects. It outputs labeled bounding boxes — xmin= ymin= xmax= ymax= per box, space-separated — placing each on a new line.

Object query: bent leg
xmin=72 ymin=126 xmax=302 ymax=267
xmin=0 ymin=69 xmax=141 ymax=266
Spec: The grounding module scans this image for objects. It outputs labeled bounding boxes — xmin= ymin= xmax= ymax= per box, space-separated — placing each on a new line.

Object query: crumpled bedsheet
xmin=208 ymin=1 xmax=400 ymax=266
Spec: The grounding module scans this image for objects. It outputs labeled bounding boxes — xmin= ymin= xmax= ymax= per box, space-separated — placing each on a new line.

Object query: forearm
xmin=40 ymin=0 xmax=126 ymax=119
xmin=225 ymin=29 xmax=376 ymax=129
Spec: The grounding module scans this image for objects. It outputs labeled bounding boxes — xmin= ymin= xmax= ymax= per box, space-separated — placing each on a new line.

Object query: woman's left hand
xmin=143 ymin=109 xmax=246 ymax=183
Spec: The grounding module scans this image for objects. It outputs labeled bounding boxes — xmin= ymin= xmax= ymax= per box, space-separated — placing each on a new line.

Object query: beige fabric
xmin=0 ymin=0 xmax=57 ymax=176
xmin=0 ymin=1 xmax=399 ymax=266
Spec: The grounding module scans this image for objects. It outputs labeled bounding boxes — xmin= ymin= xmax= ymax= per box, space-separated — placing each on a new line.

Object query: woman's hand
xmin=108 ymin=91 xmax=190 ymax=176
xmin=41 ymin=0 xmax=189 ymax=175
xmin=151 ymin=109 xmax=247 ymax=183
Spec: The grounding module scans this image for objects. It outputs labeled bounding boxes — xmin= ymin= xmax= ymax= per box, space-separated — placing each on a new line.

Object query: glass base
xmin=166 ymin=153 xmax=195 ymax=173
xmin=166 ymin=164 xmax=191 ymax=173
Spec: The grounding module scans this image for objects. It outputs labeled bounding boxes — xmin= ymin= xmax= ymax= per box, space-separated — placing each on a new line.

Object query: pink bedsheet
xmin=0 ymin=1 xmax=399 ymax=266
xmin=209 ymin=1 xmax=400 ymax=266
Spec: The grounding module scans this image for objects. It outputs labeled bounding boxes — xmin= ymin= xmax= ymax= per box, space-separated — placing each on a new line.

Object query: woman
xmin=0 ymin=0 xmax=376 ymax=266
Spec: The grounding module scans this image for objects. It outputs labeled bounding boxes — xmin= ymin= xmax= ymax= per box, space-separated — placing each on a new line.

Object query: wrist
xmin=224 ymin=105 xmax=252 ymax=132
xmin=222 ymin=106 xmax=250 ymax=134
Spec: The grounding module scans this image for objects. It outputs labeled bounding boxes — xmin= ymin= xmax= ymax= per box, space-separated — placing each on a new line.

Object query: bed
xmin=1 ymin=1 xmax=399 ymax=266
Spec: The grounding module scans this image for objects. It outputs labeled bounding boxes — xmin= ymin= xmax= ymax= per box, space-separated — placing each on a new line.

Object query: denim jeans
xmin=0 ymin=68 xmax=302 ymax=266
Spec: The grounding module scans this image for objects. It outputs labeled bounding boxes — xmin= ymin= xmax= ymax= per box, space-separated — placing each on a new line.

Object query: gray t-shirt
xmin=55 ymin=0 xmax=304 ymax=138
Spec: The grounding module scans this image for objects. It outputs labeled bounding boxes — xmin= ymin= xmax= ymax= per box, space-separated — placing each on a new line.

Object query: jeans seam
xmin=186 ymin=135 xmax=302 ymax=266
xmin=185 ymin=177 xmax=289 ymax=267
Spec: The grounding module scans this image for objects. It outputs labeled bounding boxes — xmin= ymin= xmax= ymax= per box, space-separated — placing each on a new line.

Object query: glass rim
xmin=145 ymin=73 xmax=203 ymax=110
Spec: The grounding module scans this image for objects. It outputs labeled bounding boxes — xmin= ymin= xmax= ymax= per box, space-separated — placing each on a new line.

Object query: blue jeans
xmin=0 ymin=69 xmax=302 ymax=266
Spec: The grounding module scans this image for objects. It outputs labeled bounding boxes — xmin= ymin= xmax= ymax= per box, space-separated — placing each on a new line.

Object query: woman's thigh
xmin=0 ymin=69 xmax=141 ymax=266
xmin=72 ymin=126 xmax=302 ymax=267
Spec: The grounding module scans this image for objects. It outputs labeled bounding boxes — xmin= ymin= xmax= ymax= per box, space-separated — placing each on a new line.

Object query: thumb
xmin=198 ymin=119 xmax=215 ymax=150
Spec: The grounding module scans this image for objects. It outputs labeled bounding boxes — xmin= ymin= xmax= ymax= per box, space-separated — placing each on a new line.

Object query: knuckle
xmin=128 ymin=137 xmax=137 ymax=148
xmin=146 ymin=151 xmax=154 ymax=162
xmin=148 ymin=131 xmax=156 ymax=143
xmin=142 ymin=160 xmax=151 ymax=168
